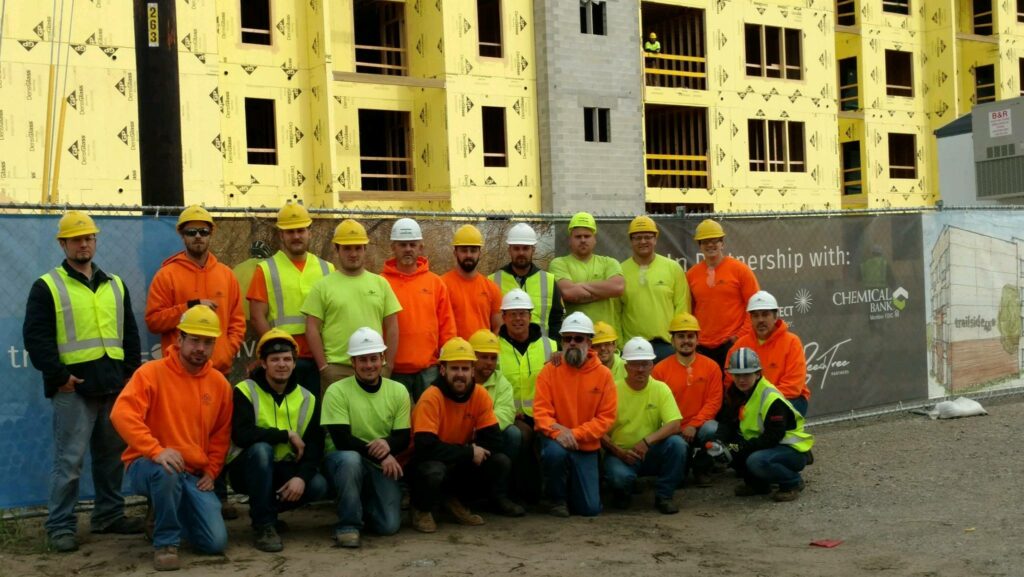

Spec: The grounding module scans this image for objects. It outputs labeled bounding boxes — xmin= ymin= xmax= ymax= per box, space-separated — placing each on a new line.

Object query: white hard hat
xmin=501 ymin=288 xmax=534 ymax=311
xmin=560 ymin=312 xmax=595 ymax=336
xmin=347 ymin=327 xmax=387 ymax=357
xmin=390 ymin=218 xmax=423 ymax=241
xmin=747 ymin=290 xmax=779 ymax=312
xmin=620 ymin=337 xmax=656 ymax=361
xmin=506 ymin=223 xmax=538 ymax=246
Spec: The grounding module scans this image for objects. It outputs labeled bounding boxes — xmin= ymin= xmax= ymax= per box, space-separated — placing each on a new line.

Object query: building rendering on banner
xmin=0 ymin=1 xmax=1020 ymax=212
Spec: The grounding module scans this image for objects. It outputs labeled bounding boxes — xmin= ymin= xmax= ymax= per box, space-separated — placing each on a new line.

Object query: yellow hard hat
xmin=177 ymin=304 xmax=222 ymax=338
xmin=568 ymin=212 xmax=597 ymax=233
xmin=255 ymin=328 xmax=298 ymax=358
xmin=591 ymin=321 xmax=618 ymax=345
xmin=276 ymin=204 xmax=312 ymax=230
xmin=668 ymin=312 xmax=701 ymax=333
xmin=56 ymin=211 xmax=99 ymax=239
xmin=332 ymin=219 xmax=369 ymax=245
xmin=177 ymin=205 xmax=214 ymax=230
xmin=453 ymin=224 xmax=484 ymax=247
xmin=468 ymin=329 xmax=501 ymax=354
xmin=628 ymin=215 xmax=659 ymax=237
xmin=439 ymin=337 xmax=478 ymax=362
xmin=649 ymin=32 xmax=658 ymax=39
xmin=694 ymin=219 xmax=725 ymax=241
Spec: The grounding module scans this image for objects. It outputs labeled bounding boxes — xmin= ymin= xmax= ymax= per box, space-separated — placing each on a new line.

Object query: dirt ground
xmin=2 ymin=395 xmax=1021 ymax=577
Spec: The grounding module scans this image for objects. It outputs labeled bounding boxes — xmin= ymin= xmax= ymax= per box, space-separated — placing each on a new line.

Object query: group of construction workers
xmin=23 ymin=205 xmax=815 ymax=571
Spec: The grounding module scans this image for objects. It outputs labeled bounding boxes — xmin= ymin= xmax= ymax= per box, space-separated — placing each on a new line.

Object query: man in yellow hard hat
xmin=248 ymin=204 xmax=334 ymax=397
xmin=620 ymin=216 xmax=690 ymax=362
xmin=549 ymin=212 xmax=625 ymax=337
xmin=301 ymin=219 xmax=402 ymax=395
xmin=592 ymin=321 xmax=626 ymax=382
xmin=469 ymin=329 xmax=518 ymax=459
xmin=489 ymin=223 xmax=564 ymax=339
xmin=112 ymin=305 xmax=234 ymax=571
xmin=441 ymin=224 xmax=503 ymax=339
xmin=24 ymin=211 xmax=145 ymax=553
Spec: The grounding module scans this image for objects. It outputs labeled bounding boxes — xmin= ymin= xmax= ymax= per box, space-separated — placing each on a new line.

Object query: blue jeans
xmin=501 ymin=424 xmax=523 ymax=459
xmin=324 ymin=451 xmax=401 ymax=535
xmin=745 ymin=446 xmax=807 ymax=491
xmin=126 ymin=459 xmax=227 ymax=553
xmin=391 ymin=366 xmax=439 ymax=403
xmin=46 ymin=392 xmax=127 ymax=538
xmin=540 ymin=437 xmax=600 ymax=516
xmin=788 ymin=397 xmax=809 ymax=417
xmin=604 ymin=435 xmax=686 ymax=500
xmin=227 ymin=443 xmax=328 ymax=528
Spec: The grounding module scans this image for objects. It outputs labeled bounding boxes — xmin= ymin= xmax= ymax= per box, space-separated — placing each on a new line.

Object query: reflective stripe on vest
xmin=493 ymin=269 xmax=554 ymax=338
xmin=227 ymin=379 xmax=315 ymax=463
xmin=499 ymin=337 xmax=554 ymax=417
xmin=263 ymin=252 xmax=331 ymax=333
xmin=739 ymin=378 xmax=814 ymax=452
xmin=42 ymin=268 xmax=125 ymax=363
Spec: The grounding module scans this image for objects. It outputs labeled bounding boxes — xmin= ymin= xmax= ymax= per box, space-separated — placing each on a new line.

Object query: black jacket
xmin=717 ymin=378 xmax=797 ymax=456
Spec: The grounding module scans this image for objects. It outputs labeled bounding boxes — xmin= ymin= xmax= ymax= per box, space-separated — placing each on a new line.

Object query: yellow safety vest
xmin=39 ymin=267 xmax=125 ymax=365
xmin=228 ymin=379 xmax=316 ymax=463
xmin=258 ymin=251 xmax=332 ymax=334
xmin=498 ymin=335 xmax=554 ymax=417
xmin=491 ymin=269 xmax=555 ymax=338
xmin=739 ymin=378 xmax=814 ymax=452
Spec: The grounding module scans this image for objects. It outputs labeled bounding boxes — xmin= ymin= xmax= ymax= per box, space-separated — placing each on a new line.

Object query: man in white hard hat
xmin=490 ymin=223 xmax=564 ymax=338
xmin=601 ymin=337 xmax=684 ymax=514
xmin=549 ymin=212 xmax=624 ymax=337
xmin=321 ymin=328 xmax=411 ymax=548
xmin=381 ymin=218 xmax=458 ymax=402
xmin=726 ymin=291 xmax=810 ymax=415
xmin=533 ymin=312 xmax=617 ymax=517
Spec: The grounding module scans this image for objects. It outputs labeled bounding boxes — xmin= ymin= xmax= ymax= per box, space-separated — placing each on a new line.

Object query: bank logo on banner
xmin=831 ymin=286 xmax=909 ymax=321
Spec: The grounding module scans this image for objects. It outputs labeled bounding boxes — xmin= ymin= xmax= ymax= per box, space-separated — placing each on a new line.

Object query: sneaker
xmin=92 ymin=516 xmax=146 ymax=534
xmin=445 ymin=498 xmax=484 ymax=526
xmin=153 ymin=546 xmax=180 ymax=571
xmin=253 ymin=525 xmax=283 ymax=553
xmin=693 ymin=472 xmax=713 ymax=488
xmin=411 ymin=509 xmax=437 ymax=533
xmin=48 ymin=533 xmax=78 ymax=553
xmin=334 ymin=530 xmax=361 ymax=548
xmin=220 ymin=498 xmax=239 ymax=520
xmin=655 ymin=497 xmax=680 ymax=515
xmin=734 ymin=483 xmax=771 ymax=497
xmin=493 ymin=496 xmax=526 ymax=517
xmin=548 ymin=503 xmax=570 ymax=518
xmin=772 ymin=480 xmax=806 ymax=502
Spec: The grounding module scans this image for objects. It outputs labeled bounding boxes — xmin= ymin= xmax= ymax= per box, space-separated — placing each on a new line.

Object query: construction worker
xmin=534 ymin=312 xmax=618 ymax=517
xmin=620 ymin=216 xmax=690 ymax=362
xmin=301 ymin=219 xmax=402 ymax=395
xmin=644 ymin=31 xmax=661 ymax=54
xmin=227 ymin=329 xmax=327 ymax=553
xmin=23 ymin=211 xmax=144 ymax=552
xmin=409 ymin=338 xmax=525 ymax=533
xmin=601 ymin=338 xmax=684 ymax=514
xmin=111 ymin=305 xmax=233 ymax=571
xmin=469 ymin=330 xmax=519 ymax=459
xmin=322 ymin=328 xmax=411 ymax=548
xmin=441 ymin=224 xmax=503 ymax=339
xmin=686 ymin=218 xmax=760 ymax=368
xmin=726 ymin=291 xmax=810 ymax=415
xmin=490 ymin=222 xmax=564 ymax=338
xmin=382 ymin=218 xmax=457 ymax=402
xmin=593 ymin=321 xmax=626 ymax=383
xmin=717 ymin=348 xmax=814 ymax=502
xmin=248 ymin=204 xmax=334 ymax=397
xmin=232 ymin=240 xmax=272 ymax=321
xmin=651 ymin=313 xmax=723 ymax=487
xmin=549 ymin=212 xmax=624 ymax=337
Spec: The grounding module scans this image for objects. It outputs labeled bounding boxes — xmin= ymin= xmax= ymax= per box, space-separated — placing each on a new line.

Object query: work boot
xmin=734 ymin=483 xmax=771 ymax=497
xmin=772 ymin=480 xmax=806 ymax=502
xmin=411 ymin=509 xmax=437 ymax=533
xmin=548 ymin=503 xmax=570 ymax=518
xmin=445 ymin=498 xmax=484 ymax=526
xmin=48 ymin=533 xmax=78 ymax=553
xmin=655 ymin=497 xmax=679 ymax=515
xmin=693 ymin=472 xmax=713 ymax=488
xmin=153 ymin=546 xmax=180 ymax=571
xmin=220 ymin=498 xmax=239 ymax=520
xmin=92 ymin=516 xmax=146 ymax=534
xmin=334 ymin=529 xmax=361 ymax=548
xmin=493 ymin=496 xmax=526 ymax=517
xmin=253 ymin=524 xmax=283 ymax=553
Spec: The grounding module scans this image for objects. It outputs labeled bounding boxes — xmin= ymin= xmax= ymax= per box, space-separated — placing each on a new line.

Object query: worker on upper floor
xmin=490 ymin=222 xmax=564 ymax=339
xmin=644 ymin=32 xmax=661 ymax=54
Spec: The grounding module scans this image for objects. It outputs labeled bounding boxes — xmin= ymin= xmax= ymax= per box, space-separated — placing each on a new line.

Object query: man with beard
xmin=409 ymin=338 xmax=524 ymax=533
xmin=468 ymin=330 xmax=519 ymax=459
xmin=382 ymin=218 xmax=457 ymax=402
xmin=442 ymin=224 xmax=503 ymax=339
xmin=227 ymin=329 xmax=327 ymax=553
xmin=111 ymin=306 xmax=233 ymax=571
xmin=302 ymin=219 xmax=402 ymax=394
xmin=534 ymin=312 xmax=617 ymax=517
xmin=24 ymin=211 xmax=144 ymax=552
xmin=549 ymin=212 xmax=624 ymax=337
xmin=592 ymin=321 xmax=626 ymax=383
xmin=248 ymin=204 xmax=334 ymax=397
xmin=726 ymin=291 xmax=810 ymax=415
xmin=490 ymin=223 xmax=564 ymax=338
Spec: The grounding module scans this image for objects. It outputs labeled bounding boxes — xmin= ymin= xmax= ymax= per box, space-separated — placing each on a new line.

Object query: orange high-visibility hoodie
xmin=725 ymin=319 xmax=809 ymax=400
xmin=686 ymin=256 xmax=759 ymax=348
xmin=534 ymin=350 xmax=618 ymax=451
xmin=111 ymin=345 xmax=233 ymax=478
xmin=381 ymin=256 xmax=457 ymax=373
xmin=145 ymin=251 xmax=246 ymax=374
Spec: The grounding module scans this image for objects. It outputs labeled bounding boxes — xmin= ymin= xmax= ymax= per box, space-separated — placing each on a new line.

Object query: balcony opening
xmin=477 ymin=0 xmax=503 ymax=58
xmin=241 ymin=0 xmax=272 ymax=45
xmin=749 ymin=118 xmax=805 ymax=173
xmin=645 ymin=104 xmax=709 ymax=189
xmin=359 ymin=109 xmax=412 ymax=191
xmin=888 ymin=133 xmax=917 ymax=179
xmin=354 ymin=0 xmax=407 ymax=76
xmin=883 ymin=0 xmax=910 ymax=15
xmin=482 ymin=106 xmax=508 ymax=167
xmin=640 ymin=3 xmax=706 ymax=90
xmin=973 ymin=0 xmax=993 ymax=34
xmin=836 ymin=0 xmax=857 ymax=25
xmin=975 ymin=64 xmax=996 ymax=104
xmin=745 ymin=24 xmax=801 ymax=80
xmin=842 ymin=141 xmax=862 ymax=195
xmin=584 ymin=108 xmax=611 ymax=142
xmin=245 ymin=98 xmax=277 ymax=165
xmin=885 ymin=50 xmax=913 ymax=97
xmin=839 ymin=57 xmax=859 ymax=110
xmin=580 ymin=0 xmax=607 ymax=35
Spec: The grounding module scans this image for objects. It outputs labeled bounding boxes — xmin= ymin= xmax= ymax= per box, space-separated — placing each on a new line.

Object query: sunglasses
xmin=561 ymin=335 xmax=587 ymax=344
xmin=183 ymin=228 xmax=212 ymax=238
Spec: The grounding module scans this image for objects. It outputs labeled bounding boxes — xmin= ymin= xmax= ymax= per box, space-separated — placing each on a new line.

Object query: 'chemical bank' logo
xmin=832 ymin=286 xmax=909 ymax=320
xmin=892 ymin=287 xmax=909 ymax=311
